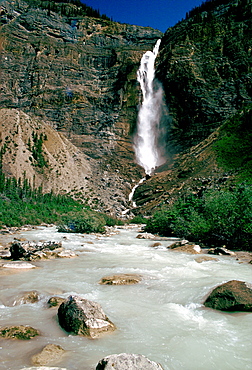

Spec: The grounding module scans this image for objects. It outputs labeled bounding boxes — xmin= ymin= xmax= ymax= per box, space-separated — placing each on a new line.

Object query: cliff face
xmin=132 ymin=0 xmax=252 ymax=213
xmin=0 ymin=0 xmax=162 ymax=215
xmin=156 ymin=0 xmax=252 ymax=149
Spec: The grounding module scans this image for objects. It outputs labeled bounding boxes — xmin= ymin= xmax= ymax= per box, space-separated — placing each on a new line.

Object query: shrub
xmin=57 ymin=210 xmax=106 ymax=234
xmin=144 ymin=184 xmax=252 ymax=250
xmin=145 ymin=208 xmax=176 ymax=236
xmin=129 ymin=215 xmax=147 ymax=224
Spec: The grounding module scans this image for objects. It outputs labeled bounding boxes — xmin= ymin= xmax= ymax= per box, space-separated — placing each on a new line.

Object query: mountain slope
xmin=0 ymin=0 xmax=162 ymax=215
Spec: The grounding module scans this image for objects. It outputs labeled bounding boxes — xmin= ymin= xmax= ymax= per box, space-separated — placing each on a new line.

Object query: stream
xmin=0 ymin=225 xmax=252 ymax=370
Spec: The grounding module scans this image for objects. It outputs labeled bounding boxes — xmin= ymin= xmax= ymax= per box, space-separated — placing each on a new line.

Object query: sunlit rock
xmin=0 ymin=325 xmax=40 ymax=340
xmin=48 ymin=297 xmax=66 ymax=308
xmin=149 ymin=242 xmax=162 ymax=248
xmin=195 ymin=256 xmax=218 ymax=263
xmin=0 ymin=249 xmax=11 ymax=258
xmin=96 ymin=353 xmax=164 ymax=370
xmin=56 ymin=250 xmax=77 ymax=258
xmin=168 ymin=241 xmax=201 ymax=254
xmin=58 ymin=296 xmax=116 ymax=338
xmin=99 ymin=274 xmax=142 ymax=285
xmin=204 ymin=280 xmax=252 ymax=311
xmin=14 ymin=291 xmax=40 ymax=305
xmin=31 ymin=344 xmax=66 ymax=366
xmin=136 ymin=233 xmax=155 ymax=239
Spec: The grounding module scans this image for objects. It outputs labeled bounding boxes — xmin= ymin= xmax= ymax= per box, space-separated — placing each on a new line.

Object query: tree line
xmin=25 ymin=0 xmax=111 ymax=21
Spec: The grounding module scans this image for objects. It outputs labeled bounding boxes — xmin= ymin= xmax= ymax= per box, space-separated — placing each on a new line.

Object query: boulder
xmin=56 ymin=250 xmax=77 ymax=258
xmin=149 ymin=242 xmax=162 ymax=248
xmin=99 ymin=274 xmax=142 ymax=285
xmin=14 ymin=291 xmax=40 ymax=305
xmin=31 ymin=344 xmax=66 ymax=366
xmin=10 ymin=241 xmax=63 ymax=260
xmin=0 ymin=249 xmax=11 ymax=258
xmin=0 ymin=325 xmax=40 ymax=340
xmin=96 ymin=353 xmax=164 ymax=370
xmin=48 ymin=297 xmax=66 ymax=308
xmin=195 ymin=256 xmax=219 ymax=263
xmin=58 ymin=296 xmax=116 ymax=338
xmin=136 ymin=233 xmax=155 ymax=239
xmin=168 ymin=242 xmax=201 ymax=254
xmin=10 ymin=242 xmax=27 ymax=259
xmin=208 ymin=247 xmax=236 ymax=256
xmin=204 ymin=280 xmax=252 ymax=311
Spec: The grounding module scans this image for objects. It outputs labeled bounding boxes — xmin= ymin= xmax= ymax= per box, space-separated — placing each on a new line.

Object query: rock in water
xmin=31 ymin=344 xmax=66 ymax=366
xmin=99 ymin=274 xmax=142 ymax=285
xmin=57 ymin=296 xmax=116 ymax=338
xmin=14 ymin=291 xmax=39 ymax=305
xmin=48 ymin=297 xmax=66 ymax=308
xmin=0 ymin=325 xmax=40 ymax=340
xmin=96 ymin=353 xmax=164 ymax=370
xmin=204 ymin=280 xmax=252 ymax=311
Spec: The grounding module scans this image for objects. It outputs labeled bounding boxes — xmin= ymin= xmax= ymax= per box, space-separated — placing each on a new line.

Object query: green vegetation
xmin=0 ymin=156 xmax=121 ymax=232
xmin=145 ymin=183 xmax=252 ymax=251
xmin=24 ymin=0 xmax=111 ymax=21
xmin=214 ymin=106 xmax=252 ymax=182
xmin=128 ymin=215 xmax=147 ymax=224
xmin=29 ymin=132 xmax=48 ymax=168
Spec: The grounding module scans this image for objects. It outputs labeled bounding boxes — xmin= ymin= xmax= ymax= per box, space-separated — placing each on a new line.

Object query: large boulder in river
xmin=96 ymin=353 xmax=164 ymax=370
xmin=58 ymin=296 xmax=116 ymax=338
xmin=204 ymin=280 xmax=252 ymax=311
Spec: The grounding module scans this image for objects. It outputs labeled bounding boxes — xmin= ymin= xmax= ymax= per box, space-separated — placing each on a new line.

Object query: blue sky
xmin=81 ymin=0 xmax=205 ymax=33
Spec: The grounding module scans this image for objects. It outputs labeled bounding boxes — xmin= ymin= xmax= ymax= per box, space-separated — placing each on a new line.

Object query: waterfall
xmin=134 ymin=39 xmax=166 ymax=176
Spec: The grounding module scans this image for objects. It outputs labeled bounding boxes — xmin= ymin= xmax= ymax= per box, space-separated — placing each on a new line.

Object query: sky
xmin=81 ymin=0 xmax=205 ymax=33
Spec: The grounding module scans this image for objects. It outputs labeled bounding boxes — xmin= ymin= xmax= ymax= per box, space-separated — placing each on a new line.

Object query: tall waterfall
xmin=134 ymin=39 xmax=166 ymax=176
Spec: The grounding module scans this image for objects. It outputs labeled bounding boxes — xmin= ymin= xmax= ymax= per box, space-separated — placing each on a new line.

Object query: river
xmin=0 ymin=225 xmax=251 ymax=369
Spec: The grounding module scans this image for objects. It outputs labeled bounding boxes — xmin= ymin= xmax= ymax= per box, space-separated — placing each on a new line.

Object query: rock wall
xmin=156 ymin=0 xmax=252 ymax=149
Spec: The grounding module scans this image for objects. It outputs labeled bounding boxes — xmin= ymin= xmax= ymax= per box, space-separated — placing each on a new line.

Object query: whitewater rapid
xmin=0 ymin=226 xmax=251 ymax=369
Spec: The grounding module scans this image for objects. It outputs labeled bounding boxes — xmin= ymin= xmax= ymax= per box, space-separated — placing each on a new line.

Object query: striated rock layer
xmin=156 ymin=0 xmax=252 ymax=149
xmin=0 ymin=0 xmax=162 ymax=215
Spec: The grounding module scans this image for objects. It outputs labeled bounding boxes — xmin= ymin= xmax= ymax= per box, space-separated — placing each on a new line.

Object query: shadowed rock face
xmin=156 ymin=0 xmax=252 ymax=149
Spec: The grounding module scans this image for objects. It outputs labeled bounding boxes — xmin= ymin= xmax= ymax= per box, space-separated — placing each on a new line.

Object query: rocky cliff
xmin=156 ymin=0 xmax=252 ymax=149
xmin=0 ymin=0 xmax=162 ymax=215
xmin=132 ymin=0 xmax=252 ymax=213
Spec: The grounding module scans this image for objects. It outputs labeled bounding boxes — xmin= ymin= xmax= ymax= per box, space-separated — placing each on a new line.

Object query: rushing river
xmin=0 ymin=225 xmax=252 ymax=370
